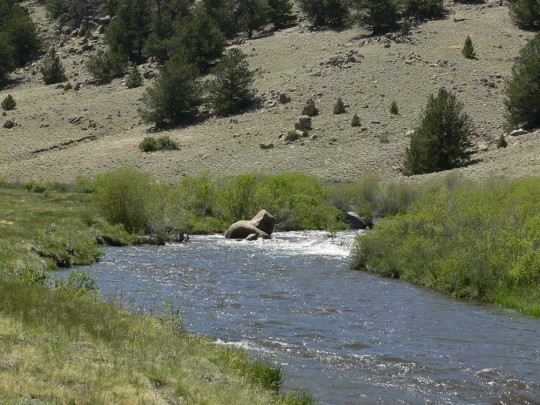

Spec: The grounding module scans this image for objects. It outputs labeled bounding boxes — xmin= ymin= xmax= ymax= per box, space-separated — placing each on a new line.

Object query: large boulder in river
xmin=345 ymin=212 xmax=373 ymax=230
xmin=249 ymin=210 xmax=275 ymax=235
xmin=224 ymin=220 xmax=270 ymax=240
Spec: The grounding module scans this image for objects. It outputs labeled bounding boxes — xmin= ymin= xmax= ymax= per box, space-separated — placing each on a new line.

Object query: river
xmin=61 ymin=231 xmax=540 ymax=404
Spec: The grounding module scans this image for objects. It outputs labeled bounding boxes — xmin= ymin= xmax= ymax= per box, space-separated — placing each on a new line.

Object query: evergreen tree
xmin=41 ymin=47 xmax=67 ymax=85
xmin=504 ymin=32 xmax=540 ymax=129
xmin=351 ymin=113 xmax=361 ymax=127
xmin=236 ymin=0 xmax=269 ymax=39
xmin=462 ymin=35 xmax=476 ymax=59
xmin=333 ymin=97 xmax=345 ymax=114
xmin=298 ymin=0 xmax=348 ymax=26
xmin=508 ymin=0 xmax=540 ymax=29
xmin=267 ymin=0 xmax=295 ymax=29
xmin=169 ymin=6 xmax=226 ymax=72
xmin=0 ymin=35 xmax=14 ymax=83
xmin=202 ymin=0 xmax=237 ymax=39
xmin=1 ymin=94 xmax=16 ymax=111
xmin=390 ymin=100 xmax=399 ymax=115
xmin=351 ymin=0 xmax=399 ymax=34
xmin=105 ymin=0 xmax=151 ymax=61
xmin=126 ymin=62 xmax=143 ymax=88
xmin=400 ymin=0 xmax=445 ymax=19
xmin=139 ymin=56 xmax=201 ymax=127
xmin=206 ymin=48 xmax=256 ymax=114
xmin=497 ymin=134 xmax=508 ymax=149
xmin=405 ymin=88 xmax=473 ymax=175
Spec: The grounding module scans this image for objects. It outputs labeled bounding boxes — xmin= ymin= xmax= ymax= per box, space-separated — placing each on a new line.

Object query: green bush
xmin=1 ymin=94 xmax=16 ymax=111
xmin=206 ymin=48 xmax=256 ymax=115
xmin=333 ymin=97 xmax=345 ymax=114
xmin=41 ymin=47 xmax=66 ymax=85
xmin=0 ymin=35 xmax=15 ymax=83
xmin=285 ymin=130 xmax=301 ymax=142
xmin=351 ymin=113 xmax=361 ymax=127
xmin=298 ymin=0 xmax=349 ymax=26
xmin=236 ymin=0 xmax=269 ymax=39
xmin=45 ymin=0 xmax=69 ymax=19
xmin=351 ymin=176 xmax=540 ymax=315
xmin=405 ymin=88 xmax=473 ymax=175
xmin=87 ymin=49 xmax=128 ymax=83
xmin=462 ymin=35 xmax=476 ymax=59
xmin=508 ymin=0 xmax=540 ymax=29
xmin=139 ymin=57 xmax=201 ymax=128
xmin=93 ymin=167 xmax=154 ymax=233
xmin=504 ymin=32 xmax=540 ymax=129
xmin=139 ymin=136 xmax=178 ymax=152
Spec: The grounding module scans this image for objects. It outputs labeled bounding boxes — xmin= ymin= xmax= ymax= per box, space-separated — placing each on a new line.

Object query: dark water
xmin=62 ymin=232 xmax=540 ymax=404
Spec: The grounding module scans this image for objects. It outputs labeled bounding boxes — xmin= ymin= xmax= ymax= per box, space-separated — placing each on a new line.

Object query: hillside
xmin=0 ymin=0 xmax=538 ymax=184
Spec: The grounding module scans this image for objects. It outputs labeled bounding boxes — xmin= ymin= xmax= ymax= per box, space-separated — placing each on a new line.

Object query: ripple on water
xmin=58 ymin=231 xmax=540 ymax=405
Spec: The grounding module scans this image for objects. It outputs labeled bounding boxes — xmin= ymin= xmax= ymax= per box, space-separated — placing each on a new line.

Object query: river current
xmin=65 ymin=231 xmax=540 ymax=404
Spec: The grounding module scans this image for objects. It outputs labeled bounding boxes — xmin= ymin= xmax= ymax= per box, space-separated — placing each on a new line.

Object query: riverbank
xmin=351 ymin=176 xmax=540 ymax=317
xmin=0 ymin=183 xmax=313 ymax=404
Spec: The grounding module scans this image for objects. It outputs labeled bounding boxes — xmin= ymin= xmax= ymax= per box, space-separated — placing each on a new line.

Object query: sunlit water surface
xmin=62 ymin=231 xmax=540 ymax=404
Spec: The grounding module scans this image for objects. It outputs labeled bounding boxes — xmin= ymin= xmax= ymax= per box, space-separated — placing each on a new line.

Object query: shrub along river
xmin=62 ymin=231 xmax=540 ymax=404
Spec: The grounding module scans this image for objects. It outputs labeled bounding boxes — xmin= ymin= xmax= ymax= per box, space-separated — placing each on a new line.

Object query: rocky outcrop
xmin=294 ymin=115 xmax=312 ymax=131
xmin=225 ymin=210 xmax=276 ymax=240
xmin=302 ymin=99 xmax=318 ymax=117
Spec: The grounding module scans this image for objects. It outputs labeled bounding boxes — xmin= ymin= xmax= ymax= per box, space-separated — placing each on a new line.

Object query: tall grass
xmin=351 ymin=175 xmax=540 ymax=316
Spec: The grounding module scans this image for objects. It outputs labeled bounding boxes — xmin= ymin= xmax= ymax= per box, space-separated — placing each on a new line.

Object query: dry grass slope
xmin=0 ymin=0 xmax=538 ymax=184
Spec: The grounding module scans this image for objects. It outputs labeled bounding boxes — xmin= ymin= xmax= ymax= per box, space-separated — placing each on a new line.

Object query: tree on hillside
xmin=508 ymin=0 xmax=540 ymax=29
xmin=298 ymin=0 xmax=348 ymax=27
xmin=351 ymin=0 xmax=400 ymax=34
xmin=405 ymin=88 xmax=473 ymax=175
xmin=0 ymin=36 xmax=15 ymax=83
xmin=267 ymin=0 xmax=295 ymax=29
xmin=105 ymin=0 xmax=152 ymax=61
xmin=202 ymin=0 xmax=237 ymax=39
xmin=206 ymin=48 xmax=256 ymax=115
xmin=504 ymin=32 xmax=540 ymax=129
xmin=400 ymin=0 xmax=445 ymax=19
xmin=236 ymin=0 xmax=269 ymax=39
xmin=139 ymin=56 xmax=201 ymax=128
xmin=41 ymin=47 xmax=67 ymax=85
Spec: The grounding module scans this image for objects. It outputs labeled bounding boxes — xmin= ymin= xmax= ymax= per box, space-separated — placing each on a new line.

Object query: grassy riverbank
xmin=351 ymin=176 xmax=540 ymax=317
xmin=0 ymin=183 xmax=314 ymax=404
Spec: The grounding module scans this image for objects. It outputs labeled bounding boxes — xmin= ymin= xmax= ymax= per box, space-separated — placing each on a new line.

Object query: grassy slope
xmin=0 ymin=187 xmax=305 ymax=404
xmin=0 ymin=1 xmax=538 ymax=184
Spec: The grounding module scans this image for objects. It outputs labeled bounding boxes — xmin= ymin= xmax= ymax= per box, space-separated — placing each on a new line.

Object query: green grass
xmin=351 ymin=175 xmax=540 ymax=316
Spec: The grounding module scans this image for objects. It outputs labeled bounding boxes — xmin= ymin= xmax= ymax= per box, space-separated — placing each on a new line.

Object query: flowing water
xmin=63 ymin=231 xmax=540 ymax=404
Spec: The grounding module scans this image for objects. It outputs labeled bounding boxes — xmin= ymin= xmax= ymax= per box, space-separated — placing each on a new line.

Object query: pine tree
xmin=390 ymin=100 xmax=399 ymax=115
xmin=333 ymin=97 xmax=345 ymax=114
xmin=126 ymin=62 xmax=143 ymax=88
xmin=350 ymin=0 xmax=399 ymax=34
xmin=139 ymin=56 xmax=201 ymax=127
xmin=497 ymin=134 xmax=508 ymax=149
xmin=1 ymin=94 xmax=16 ymax=110
xmin=41 ymin=47 xmax=66 ymax=85
xmin=508 ymin=0 xmax=540 ymax=29
xmin=298 ymin=0 xmax=348 ymax=26
xmin=462 ymin=35 xmax=476 ymax=59
xmin=405 ymin=88 xmax=473 ymax=175
xmin=206 ymin=48 xmax=256 ymax=114
xmin=267 ymin=0 xmax=295 ymax=29
xmin=351 ymin=113 xmax=361 ymax=127
xmin=504 ymin=32 xmax=540 ymax=129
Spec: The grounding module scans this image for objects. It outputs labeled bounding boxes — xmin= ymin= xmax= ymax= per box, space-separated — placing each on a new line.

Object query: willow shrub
xmin=352 ymin=176 xmax=540 ymax=315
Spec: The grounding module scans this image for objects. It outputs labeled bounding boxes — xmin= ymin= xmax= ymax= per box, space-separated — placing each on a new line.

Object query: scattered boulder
xmin=302 ymin=99 xmax=318 ymax=117
xmin=295 ymin=115 xmax=312 ymax=130
xmin=224 ymin=220 xmax=270 ymax=240
xmin=3 ymin=120 xmax=15 ymax=129
xmin=279 ymin=93 xmax=291 ymax=104
xmin=259 ymin=142 xmax=274 ymax=149
xmin=510 ymin=128 xmax=528 ymax=136
xmin=250 ymin=210 xmax=275 ymax=235
xmin=225 ymin=210 xmax=275 ymax=240
xmin=345 ymin=212 xmax=373 ymax=230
